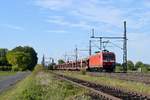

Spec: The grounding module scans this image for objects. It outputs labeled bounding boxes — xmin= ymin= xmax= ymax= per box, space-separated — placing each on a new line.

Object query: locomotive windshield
xmin=103 ymin=53 xmax=115 ymax=60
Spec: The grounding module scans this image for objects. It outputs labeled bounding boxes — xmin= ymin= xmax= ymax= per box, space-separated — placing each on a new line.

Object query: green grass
xmin=56 ymin=71 xmax=150 ymax=96
xmin=0 ymin=71 xmax=17 ymax=76
xmin=0 ymin=65 xmax=91 ymax=100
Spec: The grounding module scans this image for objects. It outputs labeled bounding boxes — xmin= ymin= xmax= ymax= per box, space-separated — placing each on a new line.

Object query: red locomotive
xmin=56 ymin=50 xmax=116 ymax=72
xmin=89 ymin=51 xmax=115 ymax=71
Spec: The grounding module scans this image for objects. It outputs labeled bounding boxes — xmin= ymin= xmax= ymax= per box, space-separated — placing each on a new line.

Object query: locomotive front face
xmin=102 ymin=52 xmax=116 ymax=71
xmin=103 ymin=53 xmax=115 ymax=62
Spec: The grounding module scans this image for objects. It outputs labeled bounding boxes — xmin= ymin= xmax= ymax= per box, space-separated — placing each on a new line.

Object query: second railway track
xmin=87 ymin=72 xmax=150 ymax=84
xmin=53 ymin=72 xmax=150 ymax=100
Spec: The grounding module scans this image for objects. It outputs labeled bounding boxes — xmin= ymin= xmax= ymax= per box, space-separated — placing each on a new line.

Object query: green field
xmin=56 ymin=71 xmax=150 ymax=96
xmin=0 ymin=65 xmax=92 ymax=100
xmin=0 ymin=71 xmax=17 ymax=77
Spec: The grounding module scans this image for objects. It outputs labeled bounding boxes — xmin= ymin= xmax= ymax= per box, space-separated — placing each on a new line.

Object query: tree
xmin=7 ymin=51 xmax=31 ymax=71
xmin=58 ymin=59 xmax=65 ymax=64
xmin=116 ymin=62 xmax=121 ymax=67
xmin=47 ymin=63 xmax=56 ymax=70
xmin=0 ymin=48 xmax=8 ymax=66
xmin=12 ymin=46 xmax=38 ymax=70
xmin=127 ymin=60 xmax=134 ymax=70
xmin=135 ymin=61 xmax=144 ymax=70
xmin=6 ymin=46 xmax=38 ymax=71
xmin=144 ymin=64 xmax=150 ymax=70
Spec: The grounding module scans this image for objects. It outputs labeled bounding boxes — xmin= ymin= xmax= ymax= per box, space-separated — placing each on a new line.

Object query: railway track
xmin=87 ymin=72 xmax=150 ymax=84
xmin=54 ymin=72 xmax=150 ymax=100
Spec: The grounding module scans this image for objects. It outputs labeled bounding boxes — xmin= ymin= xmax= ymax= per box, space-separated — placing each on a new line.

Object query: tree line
xmin=116 ymin=60 xmax=150 ymax=72
xmin=0 ymin=46 xmax=38 ymax=71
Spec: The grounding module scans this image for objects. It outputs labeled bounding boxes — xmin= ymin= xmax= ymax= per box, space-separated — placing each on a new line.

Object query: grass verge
xmin=0 ymin=65 xmax=92 ymax=100
xmin=56 ymin=71 xmax=150 ymax=96
xmin=0 ymin=71 xmax=17 ymax=77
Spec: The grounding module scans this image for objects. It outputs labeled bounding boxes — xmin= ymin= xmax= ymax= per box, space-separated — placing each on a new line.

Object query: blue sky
xmin=0 ymin=0 xmax=150 ymax=64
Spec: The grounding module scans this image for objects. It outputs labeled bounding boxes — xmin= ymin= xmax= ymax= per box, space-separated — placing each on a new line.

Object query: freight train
xmin=56 ymin=50 xmax=116 ymax=72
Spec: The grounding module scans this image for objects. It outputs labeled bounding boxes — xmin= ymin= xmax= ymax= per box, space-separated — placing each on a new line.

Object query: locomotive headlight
xmin=103 ymin=60 xmax=115 ymax=63
xmin=110 ymin=60 xmax=115 ymax=62
xmin=103 ymin=60 xmax=108 ymax=62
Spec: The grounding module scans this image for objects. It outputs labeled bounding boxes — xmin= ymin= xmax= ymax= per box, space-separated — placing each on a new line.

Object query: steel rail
xmin=53 ymin=72 xmax=150 ymax=100
xmin=55 ymin=73 xmax=121 ymax=100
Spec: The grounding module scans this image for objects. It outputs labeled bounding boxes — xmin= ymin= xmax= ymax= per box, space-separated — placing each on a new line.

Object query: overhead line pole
xmin=89 ymin=40 xmax=92 ymax=56
xmin=123 ymin=21 xmax=127 ymax=72
xmin=75 ymin=45 xmax=78 ymax=69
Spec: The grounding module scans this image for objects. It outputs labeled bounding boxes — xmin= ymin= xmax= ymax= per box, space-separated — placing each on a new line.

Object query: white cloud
xmin=46 ymin=16 xmax=69 ymax=25
xmin=46 ymin=30 xmax=67 ymax=33
xmin=46 ymin=16 xmax=92 ymax=29
xmin=72 ymin=3 xmax=123 ymax=28
xmin=2 ymin=24 xmax=24 ymax=31
xmin=35 ymin=0 xmax=150 ymax=30
xmin=35 ymin=0 xmax=72 ymax=10
xmin=35 ymin=0 xmax=124 ymax=29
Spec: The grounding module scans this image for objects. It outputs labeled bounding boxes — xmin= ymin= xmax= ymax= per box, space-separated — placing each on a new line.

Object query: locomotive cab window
xmin=103 ymin=53 xmax=115 ymax=60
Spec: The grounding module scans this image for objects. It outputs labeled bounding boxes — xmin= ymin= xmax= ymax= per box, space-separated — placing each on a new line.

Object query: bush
xmin=141 ymin=67 xmax=149 ymax=73
xmin=12 ymin=65 xmax=19 ymax=71
xmin=115 ymin=66 xmax=123 ymax=72
xmin=135 ymin=61 xmax=144 ymax=70
xmin=21 ymin=82 xmax=44 ymax=100
xmin=0 ymin=66 xmax=12 ymax=71
xmin=127 ymin=60 xmax=134 ymax=71
xmin=33 ymin=64 xmax=45 ymax=75
xmin=80 ymin=68 xmax=86 ymax=75
xmin=47 ymin=64 xmax=53 ymax=70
